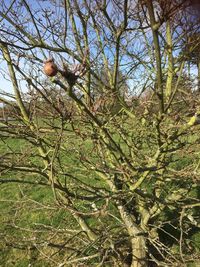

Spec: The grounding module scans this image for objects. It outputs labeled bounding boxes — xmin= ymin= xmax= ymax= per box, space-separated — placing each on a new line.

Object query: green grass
xmin=1 ymin=119 xmax=200 ymax=266
xmin=0 ymin=132 xmax=109 ymax=265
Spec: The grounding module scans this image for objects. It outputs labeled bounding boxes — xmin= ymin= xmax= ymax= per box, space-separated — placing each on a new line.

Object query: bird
xmin=43 ymin=58 xmax=58 ymax=77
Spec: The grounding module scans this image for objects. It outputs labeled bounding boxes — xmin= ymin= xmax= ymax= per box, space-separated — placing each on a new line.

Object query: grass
xmin=0 ymin=131 xmax=112 ymax=266
xmin=0 ymin=119 xmax=200 ymax=266
xmin=0 ymin=181 xmax=76 ymax=266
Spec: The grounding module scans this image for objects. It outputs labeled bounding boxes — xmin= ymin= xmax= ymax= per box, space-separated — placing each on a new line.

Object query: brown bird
xmin=43 ymin=58 xmax=58 ymax=77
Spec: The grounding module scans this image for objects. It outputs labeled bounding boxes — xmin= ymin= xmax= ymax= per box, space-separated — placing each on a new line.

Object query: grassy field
xmin=0 ymin=123 xmax=200 ymax=266
xmin=0 ymin=132 xmax=114 ymax=266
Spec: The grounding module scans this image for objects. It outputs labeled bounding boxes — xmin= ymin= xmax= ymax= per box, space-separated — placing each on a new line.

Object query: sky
xmin=0 ymin=0 xmax=52 ymax=98
xmin=0 ymin=0 xmax=199 ymax=101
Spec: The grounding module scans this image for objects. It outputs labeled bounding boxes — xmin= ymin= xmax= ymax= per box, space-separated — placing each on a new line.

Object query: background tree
xmin=0 ymin=1 xmax=200 ymax=266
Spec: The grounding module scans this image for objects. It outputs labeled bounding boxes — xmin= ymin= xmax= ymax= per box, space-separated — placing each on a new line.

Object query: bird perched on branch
xmin=43 ymin=58 xmax=58 ymax=77
xmin=43 ymin=49 xmax=88 ymax=87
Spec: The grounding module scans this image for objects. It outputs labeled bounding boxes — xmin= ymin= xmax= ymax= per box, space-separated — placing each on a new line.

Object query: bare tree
xmin=0 ymin=1 xmax=200 ymax=266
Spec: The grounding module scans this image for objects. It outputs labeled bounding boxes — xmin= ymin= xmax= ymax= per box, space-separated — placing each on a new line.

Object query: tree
xmin=0 ymin=1 xmax=200 ymax=266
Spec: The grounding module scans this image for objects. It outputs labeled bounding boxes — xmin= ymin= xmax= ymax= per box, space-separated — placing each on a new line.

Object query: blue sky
xmin=0 ymin=0 xmax=55 ymax=97
xmin=0 ymin=0 xmax=199 ymax=100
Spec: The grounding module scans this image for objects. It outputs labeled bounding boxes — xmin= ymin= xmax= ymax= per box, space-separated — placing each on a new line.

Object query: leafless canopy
xmin=0 ymin=1 xmax=200 ymax=266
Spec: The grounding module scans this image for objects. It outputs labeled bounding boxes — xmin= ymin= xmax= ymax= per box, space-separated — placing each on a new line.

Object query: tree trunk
xmin=117 ymin=204 xmax=147 ymax=267
xmin=130 ymin=236 xmax=147 ymax=267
